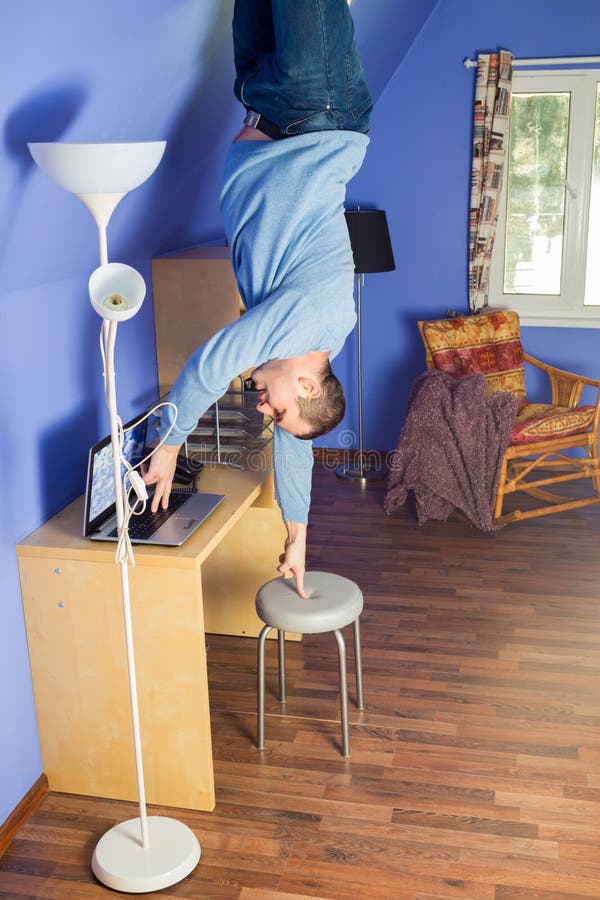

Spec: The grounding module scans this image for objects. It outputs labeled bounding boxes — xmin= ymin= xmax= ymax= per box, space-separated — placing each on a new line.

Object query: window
xmin=489 ymin=69 xmax=600 ymax=327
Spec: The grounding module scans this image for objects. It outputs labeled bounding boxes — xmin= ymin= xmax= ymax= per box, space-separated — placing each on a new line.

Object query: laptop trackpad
xmin=147 ymin=494 xmax=224 ymax=546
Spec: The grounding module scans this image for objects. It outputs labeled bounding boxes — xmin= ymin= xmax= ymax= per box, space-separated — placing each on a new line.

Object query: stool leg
xmin=354 ymin=618 xmax=365 ymax=710
xmin=277 ymin=630 xmax=286 ymax=703
xmin=333 ymin=628 xmax=350 ymax=758
xmin=257 ymin=624 xmax=273 ymax=750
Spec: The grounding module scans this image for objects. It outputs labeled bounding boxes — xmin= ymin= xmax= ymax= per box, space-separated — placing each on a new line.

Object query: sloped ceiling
xmin=145 ymin=0 xmax=441 ymax=254
xmin=351 ymin=0 xmax=440 ymax=101
xmin=3 ymin=0 xmax=441 ymax=275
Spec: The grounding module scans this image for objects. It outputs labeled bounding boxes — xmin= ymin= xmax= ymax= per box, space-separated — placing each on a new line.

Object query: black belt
xmin=243 ymin=108 xmax=283 ymax=140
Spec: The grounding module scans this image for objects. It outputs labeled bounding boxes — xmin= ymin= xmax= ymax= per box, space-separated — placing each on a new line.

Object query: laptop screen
xmin=84 ymin=415 xmax=148 ymax=536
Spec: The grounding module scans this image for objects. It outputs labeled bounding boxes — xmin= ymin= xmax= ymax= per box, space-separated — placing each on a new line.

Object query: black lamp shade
xmin=344 ymin=209 xmax=395 ymax=274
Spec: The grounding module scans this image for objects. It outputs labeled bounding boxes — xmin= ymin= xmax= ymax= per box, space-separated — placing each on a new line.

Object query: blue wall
xmin=3 ymin=0 xmax=600 ymax=827
xmin=0 ymin=0 xmax=240 ymax=828
xmin=337 ymin=0 xmax=600 ymax=453
xmin=1 ymin=0 xmax=436 ymax=829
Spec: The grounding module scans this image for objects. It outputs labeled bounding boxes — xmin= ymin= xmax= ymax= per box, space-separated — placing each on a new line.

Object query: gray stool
xmin=255 ymin=571 xmax=364 ymax=758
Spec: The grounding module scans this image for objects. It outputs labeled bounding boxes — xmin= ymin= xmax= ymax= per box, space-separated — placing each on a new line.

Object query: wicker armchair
xmin=418 ymin=311 xmax=600 ymax=524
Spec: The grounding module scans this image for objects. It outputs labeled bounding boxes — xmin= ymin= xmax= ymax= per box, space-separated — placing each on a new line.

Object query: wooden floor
xmin=3 ymin=462 xmax=600 ymax=898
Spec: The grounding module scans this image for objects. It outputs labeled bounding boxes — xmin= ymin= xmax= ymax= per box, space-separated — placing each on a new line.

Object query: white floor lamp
xmin=336 ymin=209 xmax=396 ymax=484
xmin=28 ymin=141 xmax=201 ymax=893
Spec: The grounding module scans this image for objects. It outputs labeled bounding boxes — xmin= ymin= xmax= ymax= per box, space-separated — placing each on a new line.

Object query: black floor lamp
xmin=336 ymin=209 xmax=395 ymax=484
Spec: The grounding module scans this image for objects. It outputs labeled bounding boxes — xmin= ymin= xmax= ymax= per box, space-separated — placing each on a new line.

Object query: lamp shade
xmin=27 ymin=141 xmax=166 ymax=195
xmin=89 ymin=263 xmax=146 ymax=322
xmin=344 ymin=209 xmax=395 ymax=274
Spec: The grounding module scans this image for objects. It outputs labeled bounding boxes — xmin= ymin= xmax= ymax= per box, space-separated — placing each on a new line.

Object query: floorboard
xmin=2 ymin=462 xmax=600 ymax=898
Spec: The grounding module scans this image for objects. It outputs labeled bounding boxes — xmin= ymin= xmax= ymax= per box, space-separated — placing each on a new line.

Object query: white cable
xmin=114 ymin=400 xmax=180 ymax=565
xmin=98 ymin=320 xmax=182 ymax=564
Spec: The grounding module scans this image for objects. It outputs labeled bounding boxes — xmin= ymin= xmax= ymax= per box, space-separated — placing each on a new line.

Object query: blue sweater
xmin=161 ymin=130 xmax=369 ymax=523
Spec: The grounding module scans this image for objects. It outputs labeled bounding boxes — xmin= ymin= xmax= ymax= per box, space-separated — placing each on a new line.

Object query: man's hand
xmin=142 ymin=443 xmax=181 ymax=512
xmin=278 ymin=521 xmax=308 ymax=598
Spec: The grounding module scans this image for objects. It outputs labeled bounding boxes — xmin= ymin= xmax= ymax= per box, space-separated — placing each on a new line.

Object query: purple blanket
xmin=384 ymin=369 xmax=519 ymax=531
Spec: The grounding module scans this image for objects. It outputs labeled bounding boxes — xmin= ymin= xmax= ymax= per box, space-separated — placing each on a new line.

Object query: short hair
xmin=294 ymin=361 xmax=345 ymax=440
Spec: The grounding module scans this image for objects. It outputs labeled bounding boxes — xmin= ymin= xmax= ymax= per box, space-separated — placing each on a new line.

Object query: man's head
xmin=252 ymin=352 xmax=345 ymax=440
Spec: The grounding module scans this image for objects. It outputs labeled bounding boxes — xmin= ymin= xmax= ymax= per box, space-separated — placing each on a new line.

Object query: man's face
xmin=251 ymin=360 xmax=310 ymax=437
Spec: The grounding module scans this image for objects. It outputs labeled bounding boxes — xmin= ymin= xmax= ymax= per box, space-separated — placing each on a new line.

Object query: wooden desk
xmin=17 ymin=461 xmax=291 ymax=812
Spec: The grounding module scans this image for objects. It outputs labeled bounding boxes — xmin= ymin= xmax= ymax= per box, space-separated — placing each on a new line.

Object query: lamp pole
xmin=336 ymin=271 xmax=385 ymax=483
xmin=336 ymin=209 xmax=395 ymax=485
xmin=28 ymin=142 xmax=201 ymax=893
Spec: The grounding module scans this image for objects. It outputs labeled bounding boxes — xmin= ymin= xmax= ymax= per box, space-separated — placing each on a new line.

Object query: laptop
xmin=83 ymin=414 xmax=224 ymax=546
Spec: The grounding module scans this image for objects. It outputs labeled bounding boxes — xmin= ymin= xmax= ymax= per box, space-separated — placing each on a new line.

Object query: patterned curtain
xmin=468 ymin=50 xmax=514 ymax=313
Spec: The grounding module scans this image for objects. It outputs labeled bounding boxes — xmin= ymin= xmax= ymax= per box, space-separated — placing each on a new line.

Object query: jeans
xmin=232 ymin=0 xmax=372 ymax=136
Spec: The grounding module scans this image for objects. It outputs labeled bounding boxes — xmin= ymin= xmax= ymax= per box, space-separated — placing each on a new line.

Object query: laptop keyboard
xmin=108 ymin=490 xmax=191 ymax=540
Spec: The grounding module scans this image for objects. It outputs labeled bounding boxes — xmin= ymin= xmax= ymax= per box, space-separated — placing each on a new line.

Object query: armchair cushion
xmin=510 ymin=402 xmax=596 ymax=445
xmin=413 ymin=310 xmax=600 ymax=524
xmin=419 ymin=311 xmax=526 ymax=400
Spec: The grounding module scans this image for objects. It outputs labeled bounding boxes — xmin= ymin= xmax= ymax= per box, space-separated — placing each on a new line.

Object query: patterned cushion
xmin=510 ymin=402 xmax=595 ymax=445
xmin=419 ymin=311 xmax=526 ymax=400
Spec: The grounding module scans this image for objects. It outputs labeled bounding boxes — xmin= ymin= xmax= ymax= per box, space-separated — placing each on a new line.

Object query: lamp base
xmin=91 ymin=816 xmax=200 ymax=893
xmin=335 ymin=464 xmax=387 ymax=485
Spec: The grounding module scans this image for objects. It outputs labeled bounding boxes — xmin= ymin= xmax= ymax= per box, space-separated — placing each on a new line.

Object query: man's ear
xmin=298 ymin=376 xmax=322 ymax=398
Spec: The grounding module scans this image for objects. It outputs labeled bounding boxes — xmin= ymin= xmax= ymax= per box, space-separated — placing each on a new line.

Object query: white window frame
xmin=488 ymin=68 xmax=600 ymax=328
